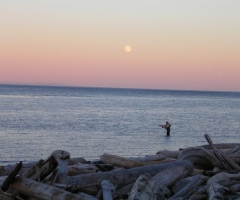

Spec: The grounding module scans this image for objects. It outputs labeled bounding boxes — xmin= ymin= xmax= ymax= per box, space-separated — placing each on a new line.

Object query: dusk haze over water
xmin=1 ymin=1 xmax=240 ymax=92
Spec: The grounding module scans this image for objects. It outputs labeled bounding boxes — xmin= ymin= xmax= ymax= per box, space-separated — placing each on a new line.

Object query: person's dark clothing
xmin=166 ymin=126 xmax=170 ymax=136
xmin=159 ymin=122 xmax=171 ymax=136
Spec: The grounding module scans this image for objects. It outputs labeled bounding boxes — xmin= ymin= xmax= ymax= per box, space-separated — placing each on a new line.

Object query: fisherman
xmin=159 ymin=121 xmax=171 ymax=136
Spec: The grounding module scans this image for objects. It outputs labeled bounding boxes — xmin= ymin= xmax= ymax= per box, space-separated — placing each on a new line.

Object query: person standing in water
xmin=159 ymin=121 xmax=171 ymax=136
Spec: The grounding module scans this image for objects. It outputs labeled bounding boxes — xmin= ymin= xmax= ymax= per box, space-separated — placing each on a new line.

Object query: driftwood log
xmin=1 ymin=161 xmax=22 ymax=192
xmin=128 ymin=174 xmax=165 ymax=200
xmin=11 ymin=177 xmax=97 ymax=200
xmin=128 ymin=154 xmax=167 ymax=162
xmin=1 ymin=136 xmax=240 ymax=200
xmin=51 ymin=150 xmax=70 ymax=184
xmin=156 ymin=150 xmax=181 ymax=159
xmin=21 ymin=156 xmax=57 ymax=181
xmin=101 ymin=180 xmax=115 ymax=200
xmin=100 ymin=153 xmax=174 ymax=168
xmin=170 ymin=174 xmax=204 ymax=199
xmin=204 ymin=134 xmax=240 ymax=170
xmin=68 ymin=163 xmax=98 ymax=176
xmin=177 ymin=147 xmax=222 ymax=170
xmin=100 ymin=153 xmax=143 ymax=168
xmin=67 ymin=160 xmax=194 ymax=189
xmin=128 ymin=160 xmax=194 ymax=200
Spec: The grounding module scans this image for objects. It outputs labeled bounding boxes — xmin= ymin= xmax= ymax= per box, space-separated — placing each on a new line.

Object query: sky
xmin=0 ymin=0 xmax=240 ymax=92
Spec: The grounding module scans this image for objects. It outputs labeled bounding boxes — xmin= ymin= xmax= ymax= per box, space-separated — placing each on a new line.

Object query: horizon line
xmin=0 ymin=83 xmax=239 ymax=93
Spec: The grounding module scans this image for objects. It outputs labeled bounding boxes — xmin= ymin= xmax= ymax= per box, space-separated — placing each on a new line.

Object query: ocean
xmin=0 ymin=84 xmax=240 ymax=166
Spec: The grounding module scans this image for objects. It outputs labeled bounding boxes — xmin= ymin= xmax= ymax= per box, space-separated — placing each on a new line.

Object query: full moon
xmin=124 ymin=45 xmax=131 ymax=52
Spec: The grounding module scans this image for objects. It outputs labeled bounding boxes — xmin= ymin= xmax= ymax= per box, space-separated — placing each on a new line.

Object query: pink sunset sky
xmin=1 ymin=1 xmax=240 ymax=92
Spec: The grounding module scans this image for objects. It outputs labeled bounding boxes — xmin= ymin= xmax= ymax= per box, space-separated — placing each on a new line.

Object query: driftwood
xmin=128 ymin=174 xmax=165 ymax=200
xmin=156 ymin=150 xmax=181 ymax=159
xmin=170 ymin=174 xmax=204 ymax=199
xmin=69 ymin=157 xmax=87 ymax=165
xmin=0 ymin=157 xmax=87 ymax=177
xmin=67 ymin=160 xmax=194 ymax=189
xmin=21 ymin=156 xmax=57 ymax=181
xmin=229 ymin=183 xmax=240 ymax=193
xmin=10 ymin=177 xmax=97 ymax=200
xmin=128 ymin=161 xmax=194 ymax=200
xmin=172 ymin=175 xmax=209 ymax=194
xmin=1 ymin=137 xmax=240 ymax=200
xmin=177 ymin=147 xmax=223 ymax=170
xmin=100 ymin=153 xmax=143 ymax=168
xmin=66 ymin=183 xmax=101 ymax=196
xmin=207 ymin=172 xmax=240 ymax=186
xmin=207 ymin=182 xmax=228 ymax=200
xmin=101 ymin=180 xmax=115 ymax=200
xmin=0 ymin=162 xmax=36 ymax=177
xmin=204 ymin=134 xmax=240 ymax=170
xmin=100 ymin=153 xmax=175 ymax=168
xmin=206 ymin=172 xmax=240 ymax=200
xmin=199 ymin=143 xmax=240 ymax=150
xmin=152 ymin=162 xmax=194 ymax=187
xmin=68 ymin=163 xmax=98 ymax=176
xmin=228 ymin=150 xmax=240 ymax=165
xmin=128 ymin=154 xmax=167 ymax=162
xmin=51 ymin=150 xmax=70 ymax=184
xmin=1 ymin=161 xmax=22 ymax=192
xmin=113 ymin=183 xmax=134 ymax=199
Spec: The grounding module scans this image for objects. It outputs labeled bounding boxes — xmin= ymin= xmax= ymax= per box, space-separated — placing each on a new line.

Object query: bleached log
xmin=156 ymin=150 xmax=182 ymax=159
xmin=228 ymin=150 xmax=240 ymax=165
xmin=10 ymin=177 xmax=97 ymax=200
xmin=113 ymin=183 xmax=134 ymax=199
xmin=100 ymin=153 xmax=143 ymax=168
xmin=101 ymin=180 xmax=115 ymax=200
xmin=0 ymin=157 xmax=86 ymax=177
xmin=22 ymin=157 xmax=57 ymax=181
xmin=68 ymin=163 xmax=98 ymax=176
xmin=152 ymin=162 xmax=194 ymax=188
xmin=199 ymin=143 xmax=240 ymax=150
xmin=69 ymin=157 xmax=87 ymax=165
xmin=68 ymin=160 xmax=194 ymax=189
xmin=203 ymin=170 xmax=240 ymax=177
xmin=206 ymin=172 xmax=240 ymax=199
xmin=190 ymin=185 xmax=207 ymax=195
xmin=136 ymin=158 xmax=176 ymax=166
xmin=1 ymin=161 xmax=22 ymax=192
xmin=172 ymin=175 xmax=209 ymax=194
xmin=127 ymin=154 xmax=167 ymax=162
xmin=128 ymin=174 xmax=165 ymax=200
xmin=204 ymin=134 xmax=240 ymax=170
xmin=66 ymin=183 xmax=100 ymax=196
xmin=51 ymin=150 xmax=70 ymax=184
xmin=207 ymin=172 xmax=240 ymax=186
xmin=221 ymin=179 xmax=239 ymax=187
xmin=177 ymin=147 xmax=222 ymax=170
xmin=170 ymin=174 xmax=204 ymax=199
xmin=207 ymin=182 xmax=228 ymax=200
xmin=0 ymin=162 xmax=36 ymax=177
xmin=127 ymin=160 xmax=194 ymax=200
xmin=218 ymin=150 xmax=240 ymax=170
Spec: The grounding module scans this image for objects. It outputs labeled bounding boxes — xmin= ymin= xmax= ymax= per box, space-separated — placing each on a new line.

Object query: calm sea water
xmin=0 ymin=84 xmax=240 ymax=165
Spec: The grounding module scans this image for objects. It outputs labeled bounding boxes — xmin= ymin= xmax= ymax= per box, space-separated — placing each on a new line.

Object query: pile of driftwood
xmin=1 ymin=134 xmax=240 ymax=200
